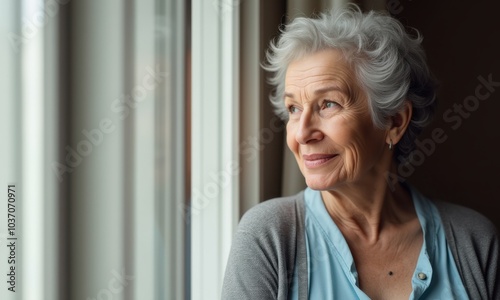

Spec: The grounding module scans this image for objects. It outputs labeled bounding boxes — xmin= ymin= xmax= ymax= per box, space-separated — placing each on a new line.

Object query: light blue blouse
xmin=289 ymin=185 xmax=468 ymax=299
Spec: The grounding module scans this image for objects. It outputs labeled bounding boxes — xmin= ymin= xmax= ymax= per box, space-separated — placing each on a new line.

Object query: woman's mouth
xmin=302 ymin=154 xmax=337 ymax=168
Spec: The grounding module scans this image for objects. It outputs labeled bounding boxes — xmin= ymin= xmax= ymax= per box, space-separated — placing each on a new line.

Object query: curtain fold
xmin=1 ymin=0 xmax=188 ymax=299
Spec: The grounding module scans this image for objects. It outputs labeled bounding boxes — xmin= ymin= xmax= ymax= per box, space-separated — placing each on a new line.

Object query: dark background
xmin=393 ymin=0 xmax=500 ymax=230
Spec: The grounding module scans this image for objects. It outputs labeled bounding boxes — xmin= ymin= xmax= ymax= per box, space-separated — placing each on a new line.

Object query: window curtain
xmin=1 ymin=0 xmax=188 ymax=299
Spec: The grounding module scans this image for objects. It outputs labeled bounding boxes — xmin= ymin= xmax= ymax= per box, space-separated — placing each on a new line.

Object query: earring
xmin=389 ymin=139 xmax=393 ymax=151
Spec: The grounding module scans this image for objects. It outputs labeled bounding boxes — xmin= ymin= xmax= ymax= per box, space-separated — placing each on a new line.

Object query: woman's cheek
xmin=286 ymin=122 xmax=298 ymax=150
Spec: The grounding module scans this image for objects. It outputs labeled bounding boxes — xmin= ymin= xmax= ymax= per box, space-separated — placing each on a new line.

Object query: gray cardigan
xmin=222 ymin=191 xmax=500 ymax=300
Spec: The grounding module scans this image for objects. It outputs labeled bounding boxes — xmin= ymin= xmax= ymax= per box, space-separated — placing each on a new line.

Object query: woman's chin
xmin=305 ymin=176 xmax=339 ymax=191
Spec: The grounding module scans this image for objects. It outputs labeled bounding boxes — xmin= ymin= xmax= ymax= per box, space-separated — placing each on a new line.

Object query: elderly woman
xmin=222 ymin=6 xmax=499 ymax=300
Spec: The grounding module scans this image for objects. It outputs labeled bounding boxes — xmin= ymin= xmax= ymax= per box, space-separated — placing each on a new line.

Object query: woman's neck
xmin=320 ymin=167 xmax=415 ymax=244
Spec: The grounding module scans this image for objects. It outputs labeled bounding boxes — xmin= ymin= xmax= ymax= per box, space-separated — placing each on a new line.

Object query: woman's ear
xmin=386 ymin=101 xmax=412 ymax=145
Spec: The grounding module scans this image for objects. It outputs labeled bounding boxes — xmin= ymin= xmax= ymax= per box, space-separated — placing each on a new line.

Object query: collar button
xmin=417 ymin=272 xmax=427 ymax=280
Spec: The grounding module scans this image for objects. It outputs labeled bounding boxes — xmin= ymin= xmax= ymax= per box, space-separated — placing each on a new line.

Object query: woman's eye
xmin=288 ymin=105 xmax=300 ymax=114
xmin=321 ymin=100 xmax=339 ymax=109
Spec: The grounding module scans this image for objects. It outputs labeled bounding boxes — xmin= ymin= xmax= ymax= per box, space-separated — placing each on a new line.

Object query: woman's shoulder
xmin=238 ymin=190 xmax=305 ymax=236
xmin=222 ymin=191 xmax=306 ymax=299
xmin=434 ymin=201 xmax=500 ymax=299
xmin=435 ymin=200 xmax=499 ymax=263
xmin=435 ymin=201 xmax=498 ymax=237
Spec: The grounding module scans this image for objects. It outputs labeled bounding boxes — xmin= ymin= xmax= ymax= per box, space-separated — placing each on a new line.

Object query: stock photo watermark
xmin=5 ymin=185 xmax=18 ymax=293
xmin=8 ymin=0 xmax=70 ymax=52
xmin=110 ymin=65 xmax=168 ymax=120
xmin=212 ymin=0 xmax=242 ymax=16
xmin=86 ymin=268 xmax=134 ymax=300
xmin=179 ymin=116 xmax=286 ymax=224
xmin=386 ymin=73 xmax=500 ymax=189
xmin=386 ymin=0 xmax=413 ymax=15
xmin=51 ymin=65 xmax=168 ymax=182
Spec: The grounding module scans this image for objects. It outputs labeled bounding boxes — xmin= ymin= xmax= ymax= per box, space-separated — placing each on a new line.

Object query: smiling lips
xmin=302 ymin=153 xmax=337 ymax=168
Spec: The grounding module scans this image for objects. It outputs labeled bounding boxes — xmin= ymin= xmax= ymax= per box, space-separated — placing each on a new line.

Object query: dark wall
xmin=392 ymin=1 xmax=500 ymax=229
xmin=261 ymin=1 xmax=288 ymax=201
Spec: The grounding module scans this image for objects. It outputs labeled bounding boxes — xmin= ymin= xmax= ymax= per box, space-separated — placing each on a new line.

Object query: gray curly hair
xmin=263 ymin=5 xmax=437 ymax=161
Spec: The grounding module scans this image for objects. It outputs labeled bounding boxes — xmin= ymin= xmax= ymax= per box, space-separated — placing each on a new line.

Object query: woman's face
xmin=285 ymin=49 xmax=389 ymax=190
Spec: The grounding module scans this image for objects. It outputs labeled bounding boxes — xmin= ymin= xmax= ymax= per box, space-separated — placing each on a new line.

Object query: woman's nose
xmin=295 ymin=110 xmax=323 ymax=144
